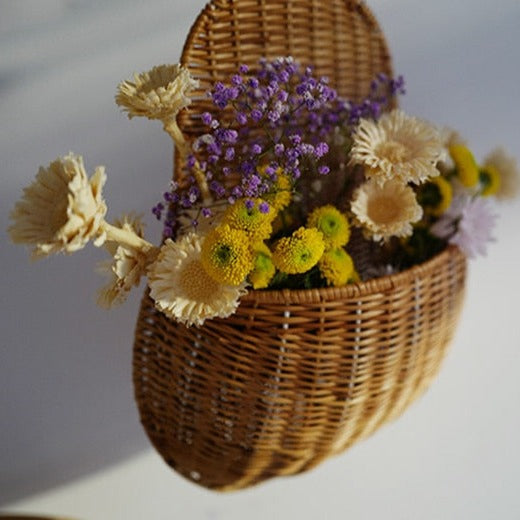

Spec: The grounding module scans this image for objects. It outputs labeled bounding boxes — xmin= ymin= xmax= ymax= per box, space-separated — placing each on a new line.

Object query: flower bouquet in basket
xmin=8 ymin=6 xmax=518 ymax=491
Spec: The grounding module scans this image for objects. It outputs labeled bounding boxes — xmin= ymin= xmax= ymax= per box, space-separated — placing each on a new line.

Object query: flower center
xmin=214 ymin=244 xmax=232 ymax=266
xmin=179 ymin=260 xmax=220 ymax=303
xmin=323 ymin=217 xmax=338 ymax=234
xmin=299 ymin=249 xmax=311 ymax=263
xmin=368 ymin=196 xmax=402 ymax=225
xmin=377 ymin=141 xmax=409 ymax=163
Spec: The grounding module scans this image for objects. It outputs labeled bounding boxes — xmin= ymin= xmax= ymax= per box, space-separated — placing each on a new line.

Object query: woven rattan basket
xmin=133 ymin=0 xmax=468 ymax=491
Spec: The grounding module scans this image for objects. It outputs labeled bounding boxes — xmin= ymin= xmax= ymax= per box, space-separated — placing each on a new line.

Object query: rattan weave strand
xmin=133 ymin=0 xmax=468 ymax=491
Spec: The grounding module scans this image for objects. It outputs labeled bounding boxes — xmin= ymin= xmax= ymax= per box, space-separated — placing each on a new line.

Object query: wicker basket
xmin=133 ymin=0 xmax=468 ymax=491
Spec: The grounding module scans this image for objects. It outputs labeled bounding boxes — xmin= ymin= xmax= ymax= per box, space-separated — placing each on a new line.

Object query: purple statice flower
xmin=209 ymin=180 xmax=226 ymax=198
xmin=315 ymin=142 xmax=329 ymax=158
xmin=225 ymin=147 xmax=235 ymax=161
xmin=152 ymin=202 xmax=164 ymax=220
xmin=186 ymin=155 xmax=196 ymax=168
xmin=274 ymin=143 xmax=285 ymax=156
xmin=431 ymin=195 xmax=497 ymax=258
xmin=258 ymin=201 xmax=270 ymax=214
xmin=250 ymin=109 xmax=263 ymax=122
xmin=236 ymin=112 xmax=248 ymax=125
xmin=232 ymin=185 xmax=244 ymax=198
xmin=201 ymin=112 xmax=213 ymax=126
xmin=231 ymin=74 xmax=243 ymax=86
xmin=152 ymin=57 xmax=405 ymax=238
xmin=347 ymin=73 xmax=406 ymax=126
xmin=163 ymin=191 xmax=179 ymax=203
xmin=251 ymin=143 xmax=263 ymax=155
xmin=318 ymin=165 xmax=330 ymax=175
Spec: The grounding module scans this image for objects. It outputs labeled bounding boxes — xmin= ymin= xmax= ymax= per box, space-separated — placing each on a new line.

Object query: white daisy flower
xmin=350 ymin=109 xmax=443 ymax=185
xmin=351 ymin=177 xmax=423 ymax=241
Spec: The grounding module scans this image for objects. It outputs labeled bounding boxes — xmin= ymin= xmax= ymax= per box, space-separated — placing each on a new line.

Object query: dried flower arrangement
xmin=9 ymin=58 xmax=517 ymax=327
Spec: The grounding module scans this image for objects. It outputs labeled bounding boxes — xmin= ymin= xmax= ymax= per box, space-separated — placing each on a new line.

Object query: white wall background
xmin=1 ymin=0 xmax=519 ymax=517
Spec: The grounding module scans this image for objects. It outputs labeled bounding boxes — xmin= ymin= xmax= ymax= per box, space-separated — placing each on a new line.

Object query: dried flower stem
xmin=100 ymin=221 xmax=158 ymax=256
xmin=163 ymin=118 xmax=187 ymax=151
xmin=191 ymin=162 xmax=211 ymax=202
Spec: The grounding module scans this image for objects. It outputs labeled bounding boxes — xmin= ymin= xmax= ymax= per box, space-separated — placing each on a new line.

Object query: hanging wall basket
xmin=132 ymin=0 xmax=467 ymax=491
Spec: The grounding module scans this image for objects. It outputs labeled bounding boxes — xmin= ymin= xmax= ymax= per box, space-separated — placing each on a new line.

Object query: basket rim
xmin=241 ymin=245 xmax=465 ymax=304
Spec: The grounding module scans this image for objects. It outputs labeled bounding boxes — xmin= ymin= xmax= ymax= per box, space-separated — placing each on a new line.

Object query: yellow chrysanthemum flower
xmin=318 ymin=248 xmax=355 ymax=287
xmin=307 ymin=205 xmax=350 ymax=249
xmin=272 ymin=227 xmax=325 ymax=274
xmin=449 ymin=144 xmax=479 ymax=187
xmin=268 ymin=174 xmax=293 ymax=210
xmin=482 ymin=147 xmax=519 ymax=200
xmin=479 ymin=165 xmax=501 ymax=197
xmin=249 ymin=243 xmax=276 ymax=289
xmin=201 ymin=224 xmax=254 ymax=286
xmin=221 ymin=199 xmax=276 ymax=241
xmin=420 ymin=176 xmax=453 ymax=216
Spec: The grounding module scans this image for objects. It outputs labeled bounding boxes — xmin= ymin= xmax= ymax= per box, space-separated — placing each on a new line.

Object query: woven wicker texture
xmin=133 ymin=0 xmax=468 ymax=490
xmin=174 ymin=0 xmax=394 ymax=176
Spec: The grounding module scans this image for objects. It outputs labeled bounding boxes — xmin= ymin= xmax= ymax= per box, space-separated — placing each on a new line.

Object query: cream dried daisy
xmin=148 ymin=233 xmax=246 ymax=327
xmin=9 ymin=153 xmax=107 ymax=259
xmin=351 ymin=178 xmax=423 ymax=241
xmin=97 ymin=214 xmax=151 ymax=308
xmin=350 ymin=109 xmax=443 ymax=185
xmin=483 ymin=147 xmax=519 ymax=200
xmin=115 ymin=64 xmax=198 ymax=122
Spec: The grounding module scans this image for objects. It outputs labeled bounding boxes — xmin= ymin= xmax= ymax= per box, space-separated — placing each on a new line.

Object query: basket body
xmin=133 ymin=0 xmax=468 ymax=490
xmin=134 ymin=246 xmax=466 ymax=490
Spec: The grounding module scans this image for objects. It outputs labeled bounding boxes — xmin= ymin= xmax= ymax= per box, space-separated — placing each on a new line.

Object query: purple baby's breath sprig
xmin=348 ymin=73 xmax=406 ymax=127
xmin=185 ymin=57 xmax=339 ymax=206
xmin=152 ymin=57 xmax=405 ymax=235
